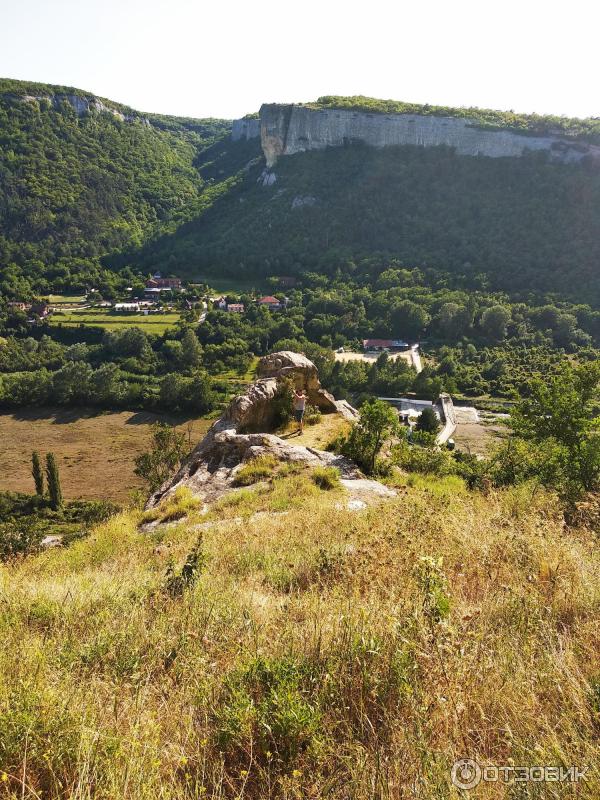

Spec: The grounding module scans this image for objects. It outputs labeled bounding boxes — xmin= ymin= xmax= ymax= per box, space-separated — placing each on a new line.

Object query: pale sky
xmin=1 ymin=0 xmax=598 ymax=121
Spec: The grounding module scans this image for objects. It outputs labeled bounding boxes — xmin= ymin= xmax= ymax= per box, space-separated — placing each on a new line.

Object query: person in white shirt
xmin=292 ymin=389 xmax=307 ymax=434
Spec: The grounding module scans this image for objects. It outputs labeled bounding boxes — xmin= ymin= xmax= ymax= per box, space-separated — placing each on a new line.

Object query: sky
xmin=1 ymin=0 xmax=598 ymax=120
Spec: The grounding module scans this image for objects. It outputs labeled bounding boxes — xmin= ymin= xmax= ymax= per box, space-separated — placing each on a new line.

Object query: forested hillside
xmin=139 ymin=142 xmax=600 ymax=305
xmin=0 ymin=80 xmax=231 ymax=297
xmin=2 ymin=81 xmax=600 ymax=307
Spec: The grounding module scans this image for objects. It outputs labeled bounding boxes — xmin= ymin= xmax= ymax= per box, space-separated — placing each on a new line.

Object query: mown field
xmin=49 ymin=308 xmax=182 ymax=333
xmin=0 ymin=408 xmax=211 ymax=502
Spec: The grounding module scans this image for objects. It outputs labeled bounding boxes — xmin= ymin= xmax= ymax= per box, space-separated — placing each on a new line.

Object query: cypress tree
xmin=45 ymin=452 xmax=63 ymax=511
xmin=31 ymin=451 xmax=44 ymax=496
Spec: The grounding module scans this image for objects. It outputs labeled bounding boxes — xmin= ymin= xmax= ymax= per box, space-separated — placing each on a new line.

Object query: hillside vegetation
xmin=2 ymin=81 xmax=600 ymax=305
xmin=0 ymin=79 xmax=232 ymax=298
xmin=138 ymin=140 xmax=600 ymax=305
xmin=1 ymin=478 xmax=599 ymax=798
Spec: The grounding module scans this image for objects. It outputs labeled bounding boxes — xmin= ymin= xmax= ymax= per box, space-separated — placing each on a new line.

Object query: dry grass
xmin=0 ymin=408 xmax=211 ymax=501
xmin=0 ymin=479 xmax=599 ymax=798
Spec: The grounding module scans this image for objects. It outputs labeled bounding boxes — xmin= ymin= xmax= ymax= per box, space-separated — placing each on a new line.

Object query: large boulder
xmin=256 ymin=350 xmax=339 ymax=412
xmin=146 ymin=351 xmax=359 ymax=509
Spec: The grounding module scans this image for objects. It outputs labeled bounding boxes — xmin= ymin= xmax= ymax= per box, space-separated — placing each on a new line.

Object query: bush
xmin=340 ymin=399 xmax=398 ymax=475
xmin=270 ymin=377 xmax=294 ymax=430
xmin=304 ymin=404 xmax=322 ymax=425
xmin=311 ymin=465 xmax=341 ymax=490
xmin=392 ymin=440 xmax=455 ymax=476
xmin=233 ymin=454 xmax=279 ymax=486
xmin=415 ymin=407 xmax=440 ymax=435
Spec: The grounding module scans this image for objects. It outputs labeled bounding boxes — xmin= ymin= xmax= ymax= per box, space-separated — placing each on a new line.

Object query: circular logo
xmin=451 ymin=758 xmax=482 ymax=790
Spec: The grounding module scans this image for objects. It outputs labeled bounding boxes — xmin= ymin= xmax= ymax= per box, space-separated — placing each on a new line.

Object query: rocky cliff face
xmin=259 ymin=104 xmax=599 ymax=167
xmin=231 ymin=117 xmax=260 ymax=141
xmin=7 ymin=92 xmax=147 ymax=124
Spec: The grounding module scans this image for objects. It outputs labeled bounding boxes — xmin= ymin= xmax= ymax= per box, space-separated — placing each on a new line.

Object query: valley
xmin=0 ymin=76 xmax=599 ymax=800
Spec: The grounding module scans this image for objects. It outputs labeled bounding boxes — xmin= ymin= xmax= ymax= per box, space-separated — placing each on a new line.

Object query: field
xmin=47 ymin=294 xmax=87 ymax=306
xmin=49 ymin=308 xmax=181 ymax=333
xmin=0 ymin=408 xmax=211 ymax=502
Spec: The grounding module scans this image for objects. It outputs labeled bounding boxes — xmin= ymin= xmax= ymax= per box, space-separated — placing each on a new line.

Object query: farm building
xmin=362 ymin=338 xmax=409 ymax=351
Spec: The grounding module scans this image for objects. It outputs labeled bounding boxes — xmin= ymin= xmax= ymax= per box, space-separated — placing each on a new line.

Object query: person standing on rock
xmin=293 ymin=389 xmax=308 ymax=434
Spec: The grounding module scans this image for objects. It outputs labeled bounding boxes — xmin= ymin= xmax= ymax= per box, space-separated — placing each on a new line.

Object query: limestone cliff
xmin=231 ymin=117 xmax=260 ymax=141
xmin=6 ymin=92 xmax=148 ymax=124
xmin=259 ymin=104 xmax=599 ymax=167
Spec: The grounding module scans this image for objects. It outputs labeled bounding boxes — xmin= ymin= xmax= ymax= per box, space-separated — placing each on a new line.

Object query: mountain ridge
xmin=1 ymin=79 xmax=600 ymax=305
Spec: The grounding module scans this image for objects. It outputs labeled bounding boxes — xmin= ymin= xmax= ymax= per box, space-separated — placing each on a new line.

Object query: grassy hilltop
xmin=1 ymin=475 xmax=599 ymax=798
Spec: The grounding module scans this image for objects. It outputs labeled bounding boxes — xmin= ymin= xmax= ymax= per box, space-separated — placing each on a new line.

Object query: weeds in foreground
xmin=0 ymin=484 xmax=598 ymax=798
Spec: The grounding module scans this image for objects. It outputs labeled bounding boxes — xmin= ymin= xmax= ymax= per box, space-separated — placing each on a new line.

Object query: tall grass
xmin=0 ymin=482 xmax=598 ymax=798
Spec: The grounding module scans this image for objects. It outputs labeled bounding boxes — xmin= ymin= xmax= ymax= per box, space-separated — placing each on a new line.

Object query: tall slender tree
xmin=31 ymin=451 xmax=44 ymax=497
xmin=45 ymin=452 xmax=63 ymax=511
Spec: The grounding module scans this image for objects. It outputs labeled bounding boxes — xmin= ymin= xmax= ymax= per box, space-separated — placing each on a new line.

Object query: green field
xmin=49 ymin=308 xmax=181 ymax=333
xmin=47 ymin=294 xmax=87 ymax=305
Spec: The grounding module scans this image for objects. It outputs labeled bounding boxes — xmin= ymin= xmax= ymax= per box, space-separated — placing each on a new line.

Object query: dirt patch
xmin=335 ymin=351 xmax=413 ymax=365
xmin=0 ymin=408 xmax=211 ymax=502
xmin=452 ymin=407 xmax=508 ymax=455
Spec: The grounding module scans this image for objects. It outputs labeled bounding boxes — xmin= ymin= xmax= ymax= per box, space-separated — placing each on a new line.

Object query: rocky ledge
xmin=145 ymin=351 xmax=387 ymax=510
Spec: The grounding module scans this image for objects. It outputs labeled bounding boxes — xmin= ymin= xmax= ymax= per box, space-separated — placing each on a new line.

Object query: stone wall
xmin=259 ymin=104 xmax=599 ymax=167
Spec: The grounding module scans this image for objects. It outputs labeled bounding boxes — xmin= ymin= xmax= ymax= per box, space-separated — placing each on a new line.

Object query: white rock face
xmin=232 ymin=118 xmax=260 ymax=140
xmin=13 ymin=93 xmax=143 ymax=123
xmin=291 ymin=195 xmax=317 ymax=209
xmin=260 ymin=104 xmax=600 ymax=167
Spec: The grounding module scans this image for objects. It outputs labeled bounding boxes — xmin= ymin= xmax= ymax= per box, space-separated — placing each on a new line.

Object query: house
xmin=145 ymin=272 xmax=182 ymax=290
xmin=226 ymin=303 xmax=244 ymax=313
xmin=30 ymin=303 xmax=50 ymax=319
xmin=362 ymin=338 xmax=409 ymax=352
xmin=258 ymin=295 xmax=285 ymax=311
xmin=213 ymin=296 xmax=228 ymax=310
xmin=114 ymin=302 xmax=140 ymax=312
xmin=144 ymin=287 xmax=164 ymax=300
xmin=7 ymin=301 xmax=29 ymax=312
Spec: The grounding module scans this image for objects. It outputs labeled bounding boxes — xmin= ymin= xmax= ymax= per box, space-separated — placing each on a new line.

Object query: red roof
xmin=363 ymin=338 xmax=407 ymax=347
xmin=259 ymin=296 xmax=280 ymax=304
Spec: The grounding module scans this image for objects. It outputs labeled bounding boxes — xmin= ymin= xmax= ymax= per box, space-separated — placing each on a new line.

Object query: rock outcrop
xmin=231 ymin=117 xmax=260 ymax=141
xmin=7 ymin=92 xmax=146 ymax=124
xmin=259 ymin=104 xmax=600 ymax=168
xmin=147 ymin=351 xmax=360 ymax=509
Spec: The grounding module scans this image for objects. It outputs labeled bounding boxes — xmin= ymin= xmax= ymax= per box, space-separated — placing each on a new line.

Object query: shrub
xmin=311 ymin=465 xmax=341 ymax=490
xmin=233 ymin=454 xmax=278 ymax=486
xmin=415 ymin=406 xmax=440 ymax=435
xmin=340 ymin=399 xmax=398 ymax=474
xmin=392 ymin=440 xmax=455 ymax=476
xmin=134 ymin=423 xmax=188 ymax=494
xmin=271 ymin=377 xmax=294 ymax=429
xmin=304 ymin=404 xmax=322 ymax=425
xmin=163 ymin=534 xmax=206 ymax=597
xmin=0 ymin=517 xmax=46 ymax=560
xmin=141 ymin=487 xmax=202 ymax=524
